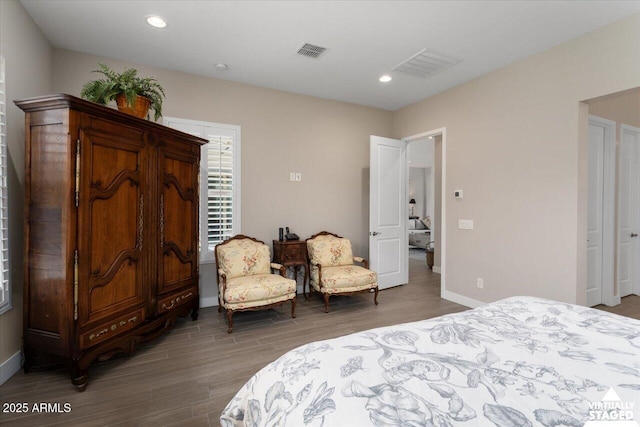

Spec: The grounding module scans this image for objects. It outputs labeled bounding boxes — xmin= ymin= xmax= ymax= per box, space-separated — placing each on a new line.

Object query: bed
xmin=220 ymin=296 xmax=640 ymax=426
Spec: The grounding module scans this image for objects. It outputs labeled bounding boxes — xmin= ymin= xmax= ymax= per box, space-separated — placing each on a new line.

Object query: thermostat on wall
xmin=454 ymin=190 xmax=463 ymax=199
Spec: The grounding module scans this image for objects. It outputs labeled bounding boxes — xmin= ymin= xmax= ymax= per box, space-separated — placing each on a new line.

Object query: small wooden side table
xmin=272 ymin=240 xmax=309 ymax=299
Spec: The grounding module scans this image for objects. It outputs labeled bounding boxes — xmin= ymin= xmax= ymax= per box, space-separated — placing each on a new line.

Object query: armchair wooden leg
xmin=303 ymin=266 xmax=310 ymax=301
xmin=323 ymin=294 xmax=330 ymax=313
xmin=291 ymin=297 xmax=297 ymax=318
xmin=227 ymin=309 xmax=234 ymax=333
xmin=374 ymin=287 xmax=379 ymax=305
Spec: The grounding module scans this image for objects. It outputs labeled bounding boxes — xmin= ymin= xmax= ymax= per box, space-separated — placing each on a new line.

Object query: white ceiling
xmin=20 ymin=1 xmax=640 ymax=111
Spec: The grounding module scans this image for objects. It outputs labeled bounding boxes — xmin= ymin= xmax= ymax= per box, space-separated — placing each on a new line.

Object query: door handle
xmin=631 ymin=233 xmax=638 ymax=238
xmin=370 ymin=231 xmax=381 ymax=236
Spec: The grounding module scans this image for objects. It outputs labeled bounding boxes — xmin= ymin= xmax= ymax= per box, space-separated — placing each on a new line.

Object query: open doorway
xmin=404 ymin=130 xmax=445 ymax=294
xmin=407 ymin=138 xmax=435 ymax=263
xmin=585 ymin=87 xmax=640 ymax=307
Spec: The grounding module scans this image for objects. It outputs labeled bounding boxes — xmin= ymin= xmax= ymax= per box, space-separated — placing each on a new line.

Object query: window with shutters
xmin=163 ymin=117 xmax=241 ymax=263
xmin=0 ymin=56 xmax=10 ymax=314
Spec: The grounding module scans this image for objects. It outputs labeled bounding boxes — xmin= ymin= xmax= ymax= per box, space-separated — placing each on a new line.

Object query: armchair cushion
xmin=223 ymin=274 xmax=296 ymax=310
xmin=217 ymin=238 xmax=271 ymax=279
xmin=310 ymin=265 xmax=377 ymax=294
xmin=307 ymin=234 xmax=354 ymax=267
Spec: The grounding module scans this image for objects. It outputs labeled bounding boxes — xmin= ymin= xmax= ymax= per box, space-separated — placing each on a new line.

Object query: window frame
xmin=163 ymin=117 xmax=241 ymax=264
xmin=0 ymin=55 xmax=11 ymax=314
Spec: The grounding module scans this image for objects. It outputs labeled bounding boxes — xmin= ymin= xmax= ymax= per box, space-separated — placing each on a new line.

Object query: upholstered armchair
xmin=215 ymin=235 xmax=297 ymax=333
xmin=306 ymin=231 xmax=378 ymax=313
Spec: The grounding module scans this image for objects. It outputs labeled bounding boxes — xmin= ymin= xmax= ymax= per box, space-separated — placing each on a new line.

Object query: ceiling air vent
xmin=393 ymin=48 xmax=462 ymax=79
xmin=296 ymin=43 xmax=328 ymax=59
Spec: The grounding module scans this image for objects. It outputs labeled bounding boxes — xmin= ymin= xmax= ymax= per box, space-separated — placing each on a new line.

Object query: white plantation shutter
xmin=204 ymin=135 xmax=235 ymax=251
xmin=0 ymin=56 xmax=10 ymax=313
xmin=163 ymin=117 xmax=241 ymax=262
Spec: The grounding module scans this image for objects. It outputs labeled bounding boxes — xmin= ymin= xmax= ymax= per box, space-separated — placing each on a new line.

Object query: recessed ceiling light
xmin=379 ymin=75 xmax=392 ymax=83
xmin=146 ymin=16 xmax=167 ymax=28
xmin=215 ymin=63 xmax=229 ymax=71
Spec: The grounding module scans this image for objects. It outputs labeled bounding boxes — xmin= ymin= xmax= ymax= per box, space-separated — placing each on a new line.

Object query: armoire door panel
xmin=88 ymin=253 xmax=141 ymax=315
xmin=89 ymin=144 xmax=140 ymax=189
xmin=163 ymin=180 xmax=193 ymax=250
xmin=159 ymin=153 xmax=198 ymax=293
xmin=162 ymin=250 xmax=193 ymax=287
xmin=78 ymin=129 xmax=146 ymax=326
xmin=90 ymin=184 xmax=139 ymax=274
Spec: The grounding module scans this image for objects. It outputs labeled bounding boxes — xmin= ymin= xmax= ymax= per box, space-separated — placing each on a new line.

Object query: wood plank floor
xmin=1 ymin=259 xmax=638 ymax=426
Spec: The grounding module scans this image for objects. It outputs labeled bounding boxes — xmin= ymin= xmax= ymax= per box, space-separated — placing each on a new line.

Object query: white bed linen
xmin=221 ymin=296 xmax=640 ymax=426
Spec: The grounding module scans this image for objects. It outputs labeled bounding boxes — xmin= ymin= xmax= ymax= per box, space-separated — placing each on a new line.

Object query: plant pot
xmin=115 ymin=94 xmax=151 ymax=119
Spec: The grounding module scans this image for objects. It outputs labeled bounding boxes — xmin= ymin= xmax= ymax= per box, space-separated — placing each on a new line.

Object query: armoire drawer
xmin=80 ymin=309 xmax=144 ymax=349
xmin=157 ymin=289 xmax=196 ymax=314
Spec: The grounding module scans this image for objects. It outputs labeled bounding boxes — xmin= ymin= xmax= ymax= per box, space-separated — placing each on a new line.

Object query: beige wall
xmin=51 ymin=49 xmax=393 ymax=304
xmin=0 ymin=0 xmax=52 ymax=372
xmin=589 ymin=89 xmax=640 ymax=128
xmin=393 ymin=14 xmax=640 ymax=305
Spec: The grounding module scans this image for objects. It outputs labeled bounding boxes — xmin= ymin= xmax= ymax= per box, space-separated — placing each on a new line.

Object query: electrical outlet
xmin=290 ymin=172 xmax=296 ymax=181
xmin=476 ymin=278 xmax=484 ymax=289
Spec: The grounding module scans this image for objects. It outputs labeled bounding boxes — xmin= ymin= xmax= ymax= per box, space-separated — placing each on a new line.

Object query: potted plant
xmin=80 ymin=63 xmax=165 ymax=121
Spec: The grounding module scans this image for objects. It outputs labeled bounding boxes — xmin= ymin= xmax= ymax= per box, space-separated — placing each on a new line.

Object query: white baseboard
xmin=441 ymin=289 xmax=484 ymax=309
xmin=602 ymin=294 xmax=621 ymax=307
xmin=433 ymin=265 xmax=441 ymax=274
xmin=0 ymin=351 xmax=21 ymax=386
xmin=200 ymin=296 xmax=218 ymax=308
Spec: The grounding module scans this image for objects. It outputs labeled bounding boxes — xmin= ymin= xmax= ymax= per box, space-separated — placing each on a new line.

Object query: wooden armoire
xmin=15 ymin=94 xmax=206 ymax=390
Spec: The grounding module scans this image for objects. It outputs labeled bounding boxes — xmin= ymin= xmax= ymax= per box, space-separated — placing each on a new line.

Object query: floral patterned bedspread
xmin=220 ymin=297 xmax=640 ymax=426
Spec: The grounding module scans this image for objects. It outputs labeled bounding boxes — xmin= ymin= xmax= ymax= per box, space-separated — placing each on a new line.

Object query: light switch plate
xmin=290 ymin=172 xmax=296 ymax=181
xmin=295 ymin=173 xmax=302 ymax=181
xmin=458 ymin=219 xmax=474 ymax=230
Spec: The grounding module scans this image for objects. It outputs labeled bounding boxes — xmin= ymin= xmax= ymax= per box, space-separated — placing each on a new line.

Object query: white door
xmin=369 ymin=136 xmax=407 ymax=289
xmin=618 ymin=124 xmax=640 ymax=297
xmin=587 ymin=122 xmax=605 ymax=307
xmin=587 ymin=116 xmax=616 ymax=307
